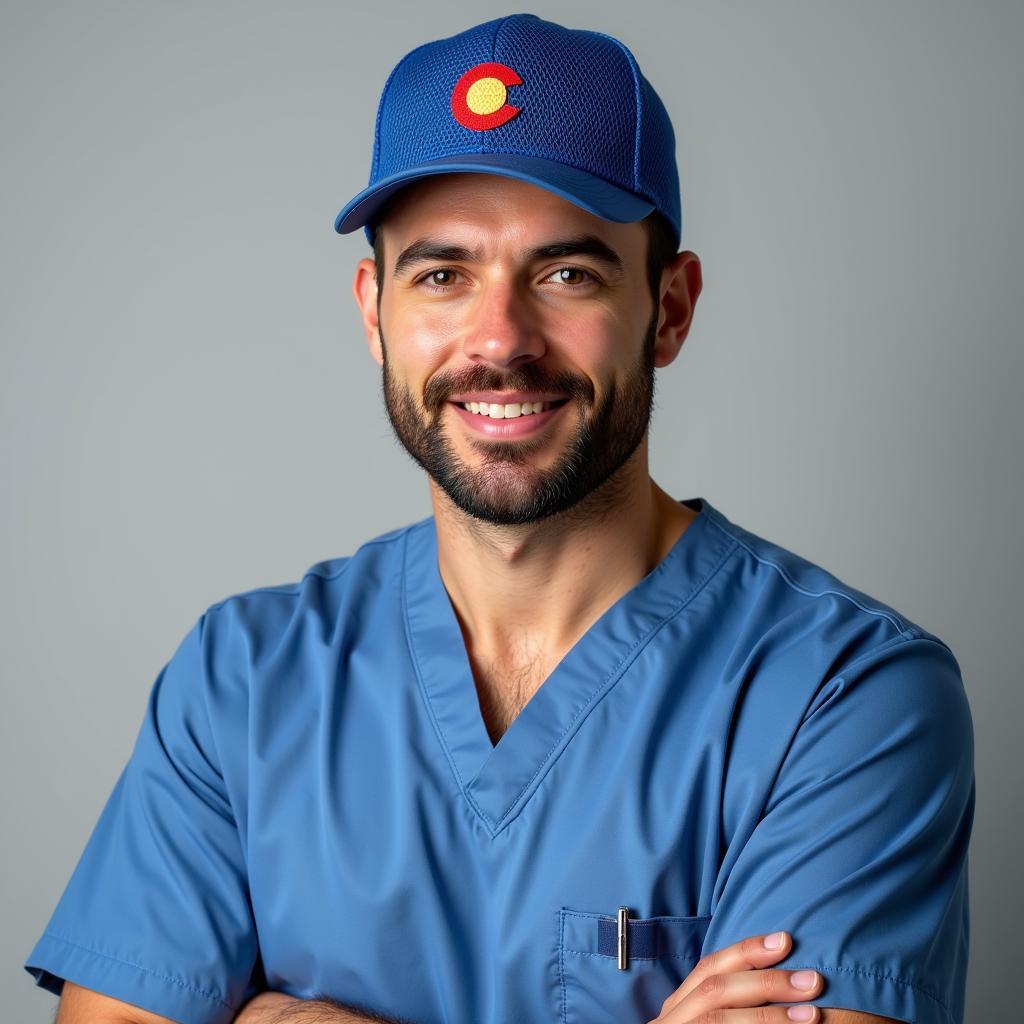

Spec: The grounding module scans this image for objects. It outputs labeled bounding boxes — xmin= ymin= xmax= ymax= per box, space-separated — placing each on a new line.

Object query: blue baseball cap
xmin=333 ymin=13 xmax=682 ymax=248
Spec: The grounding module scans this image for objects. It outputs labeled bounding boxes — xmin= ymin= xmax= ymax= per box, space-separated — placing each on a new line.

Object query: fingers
xmin=652 ymin=1006 xmax=819 ymax=1023
xmin=660 ymin=931 xmax=797 ymax=1015
xmin=658 ymin=964 xmax=824 ymax=1023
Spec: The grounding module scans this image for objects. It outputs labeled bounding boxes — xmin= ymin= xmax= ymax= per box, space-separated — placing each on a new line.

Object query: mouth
xmin=447 ymin=397 xmax=571 ymax=438
xmin=455 ymin=398 xmax=570 ymax=418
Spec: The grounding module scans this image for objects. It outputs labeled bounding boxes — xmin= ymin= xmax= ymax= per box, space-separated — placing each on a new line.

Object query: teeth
xmin=461 ymin=400 xmax=553 ymax=416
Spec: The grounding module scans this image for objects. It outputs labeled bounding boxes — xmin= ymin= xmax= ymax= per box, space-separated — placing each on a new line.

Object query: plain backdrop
xmin=2 ymin=2 xmax=1020 ymax=1022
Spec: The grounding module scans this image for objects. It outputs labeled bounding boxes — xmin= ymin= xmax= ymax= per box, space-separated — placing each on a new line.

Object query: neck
xmin=429 ymin=451 xmax=697 ymax=663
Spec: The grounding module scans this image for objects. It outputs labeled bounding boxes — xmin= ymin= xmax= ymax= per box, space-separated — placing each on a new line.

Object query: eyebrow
xmin=392 ymin=233 xmax=627 ymax=278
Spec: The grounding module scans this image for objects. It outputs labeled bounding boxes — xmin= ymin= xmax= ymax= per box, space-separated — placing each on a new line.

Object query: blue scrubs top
xmin=24 ymin=497 xmax=975 ymax=1024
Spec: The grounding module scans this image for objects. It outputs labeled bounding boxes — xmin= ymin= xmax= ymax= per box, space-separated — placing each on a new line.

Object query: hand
xmin=648 ymin=931 xmax=824 ymax=1022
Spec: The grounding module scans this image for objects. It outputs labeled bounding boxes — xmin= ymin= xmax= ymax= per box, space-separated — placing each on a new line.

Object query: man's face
xmin=360 ymin=174 xmax=666 ymax=527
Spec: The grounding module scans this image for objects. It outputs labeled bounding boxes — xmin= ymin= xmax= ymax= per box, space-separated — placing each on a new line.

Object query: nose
xmin=460 ymin=277 xmax=546 ymax=369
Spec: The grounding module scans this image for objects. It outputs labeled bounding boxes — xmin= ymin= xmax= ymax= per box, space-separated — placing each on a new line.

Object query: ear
xmin=352 ymin=257 xmax=383 ymax=366
xmin=652 ymin=250 xmax=703 ymax=369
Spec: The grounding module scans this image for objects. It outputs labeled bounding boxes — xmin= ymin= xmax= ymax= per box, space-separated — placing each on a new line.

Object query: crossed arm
xmin=54 ymin=930 xmax=905 ymax=1024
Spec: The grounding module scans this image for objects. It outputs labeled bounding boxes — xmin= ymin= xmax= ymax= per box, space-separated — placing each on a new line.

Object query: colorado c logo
xmin=451 ymin=61 xmax=523 ymax=131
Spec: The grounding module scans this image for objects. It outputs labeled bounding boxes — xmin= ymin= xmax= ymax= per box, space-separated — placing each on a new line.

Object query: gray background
xmin=2 ymin=2 xmax=1019 ymax=1022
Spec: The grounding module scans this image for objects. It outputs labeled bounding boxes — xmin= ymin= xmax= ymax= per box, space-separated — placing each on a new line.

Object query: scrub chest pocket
xmin=557 ymin=908 xmax=712 ymax=1024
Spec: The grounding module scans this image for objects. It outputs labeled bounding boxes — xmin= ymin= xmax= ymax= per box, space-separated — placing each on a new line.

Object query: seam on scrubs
xmin=799 ymin=630 xmax=956 ymax=729
xmin=193 ymin=612 xmax=242 ymax=822
xmin=559 ymin=907 xmax=568 ymax=1024
xmin=490 ymin=535 xmax=741 ymax=833
xmin=563 ymin=909 xmax=713 ymax=924
xmin=563 ymin=949 xmax=700 ymax=963
xmin=400 ymin=525 xmax=476 ymax=804
xmin=40 ymin=931 xmax=233 ymax=1010
xmin=702 ymin=515 xmax=911 ymax=636
xmin=207 ymin=586 xmax=298 ymax=612
xmin=785 ymin=961 xmax=955 ymax=1023
xmin=205 ymin=525 xmax=417 ymax=618
xmin=205 ymin=563 xmax=353 ymax=616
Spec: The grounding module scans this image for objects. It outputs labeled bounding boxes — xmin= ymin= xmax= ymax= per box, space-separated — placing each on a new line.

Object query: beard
xmin=378 ymin=310 xmax=658 ymax=527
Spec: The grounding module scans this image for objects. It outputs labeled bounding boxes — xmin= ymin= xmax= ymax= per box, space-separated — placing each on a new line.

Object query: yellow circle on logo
xmin=465 ymin=77 xmax=507 ymax=116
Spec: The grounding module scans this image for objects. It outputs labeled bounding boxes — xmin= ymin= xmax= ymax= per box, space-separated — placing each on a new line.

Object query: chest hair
xmin=471 ymin=654 xmax=550 ymax=746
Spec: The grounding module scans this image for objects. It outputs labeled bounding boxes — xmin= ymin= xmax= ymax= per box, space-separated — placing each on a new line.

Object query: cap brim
xmin=333 ymin=152 xmax=656 ymax=238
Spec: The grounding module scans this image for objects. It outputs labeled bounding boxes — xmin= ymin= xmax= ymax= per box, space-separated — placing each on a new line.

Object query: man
xmin=25 ymin=13 xmax=973 ymax=1024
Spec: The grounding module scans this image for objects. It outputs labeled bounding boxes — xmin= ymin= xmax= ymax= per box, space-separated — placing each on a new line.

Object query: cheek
xmin=380 ymin=320 xmax=452 ymax=397
xmin=389 ymin=307 xmax=462 ymax=365
xmin=553 ymin=313 xmax=632 ymax=380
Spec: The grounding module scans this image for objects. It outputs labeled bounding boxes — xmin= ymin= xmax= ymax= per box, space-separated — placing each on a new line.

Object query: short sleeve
xmin=24 ymin=613 xmax=259 ymax=1024
xmin=701 ymin=633 xmax=975 ymax=1024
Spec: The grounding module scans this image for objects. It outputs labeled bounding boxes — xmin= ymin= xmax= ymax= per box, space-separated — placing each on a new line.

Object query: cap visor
xmin=333 ymin=153 xmax=655 ymax=234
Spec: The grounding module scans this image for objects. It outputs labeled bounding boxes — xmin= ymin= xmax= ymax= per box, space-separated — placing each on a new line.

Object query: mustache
xmin=424 ymin=366 xmax=594 ymax=412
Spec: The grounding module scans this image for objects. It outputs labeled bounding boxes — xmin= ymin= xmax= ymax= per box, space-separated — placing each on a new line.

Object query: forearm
xmin=234 ymin=992 xmax=411 ymax=1024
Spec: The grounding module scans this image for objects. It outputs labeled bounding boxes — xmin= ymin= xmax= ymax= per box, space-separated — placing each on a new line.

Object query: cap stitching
xmin=591 ymin=29 xmax=643 ymax=194
xmin=487 ymin=14 xmax=520 ymax=155
xmin=370 ymin=37 xmax=438 ymax=181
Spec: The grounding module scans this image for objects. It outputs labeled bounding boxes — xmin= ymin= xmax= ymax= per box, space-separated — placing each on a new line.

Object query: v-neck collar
xmin=401 ymin=496 xmax=736 ymax=836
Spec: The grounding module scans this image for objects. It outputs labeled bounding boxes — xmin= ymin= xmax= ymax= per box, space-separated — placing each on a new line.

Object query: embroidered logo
xmin=451 ymin=61 xmax=523 ymax=131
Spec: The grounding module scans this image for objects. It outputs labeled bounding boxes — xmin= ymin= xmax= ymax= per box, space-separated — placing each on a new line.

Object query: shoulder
xmin=691 ymin=499 xmax=973 ymax=773
xmin=198 ymin=515 xmax=430 ymax=649
xmin=165 ymin=516 xmax=432 ymax=727
xmin=699 ymin=497 xmax=962 ymax=680
xmin=155 ymin=517 xmax=432 ymax=777
xmin=701 ymin=498 xmax=925 ymax=638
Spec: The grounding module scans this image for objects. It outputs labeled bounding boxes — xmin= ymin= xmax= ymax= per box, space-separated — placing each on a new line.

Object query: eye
xmin=545 ymin=265 xmax=597 ymax=287
xmin=414 ymin=264 xmax=598 ymax=293
xmin=417 ymin=268 xmax=461 ymax=291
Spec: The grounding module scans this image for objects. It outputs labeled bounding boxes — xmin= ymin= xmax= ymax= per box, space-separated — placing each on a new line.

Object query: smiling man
xmin=372 ymin=180 xmax=670 ymax=535
xmin=26 ymin=13 xmax=974 ymax=1024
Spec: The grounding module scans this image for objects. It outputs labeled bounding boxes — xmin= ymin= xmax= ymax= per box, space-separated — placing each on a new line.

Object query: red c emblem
xmin=451 ymin=61 xmax=523 ymax=131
